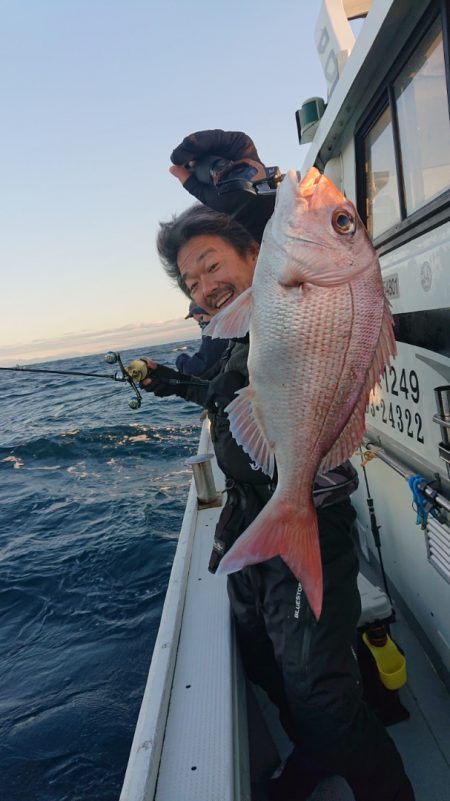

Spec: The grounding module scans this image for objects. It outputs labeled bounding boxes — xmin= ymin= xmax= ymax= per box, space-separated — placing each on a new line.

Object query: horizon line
xmin=0 ymin=317 xmax=200 ymax=367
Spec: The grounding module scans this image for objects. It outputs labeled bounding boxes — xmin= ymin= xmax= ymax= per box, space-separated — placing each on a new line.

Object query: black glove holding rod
xmin=139 ymin=364 xmax=182 ymax=398
xmin=139 ymin=361 xmax=209 ymax=406
xmin=170 ymin=129 xmax=277 ymax=243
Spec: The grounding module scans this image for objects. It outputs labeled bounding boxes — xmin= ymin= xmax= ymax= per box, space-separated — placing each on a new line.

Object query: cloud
xmin=0 ymin=318 xmax=199 ymax=365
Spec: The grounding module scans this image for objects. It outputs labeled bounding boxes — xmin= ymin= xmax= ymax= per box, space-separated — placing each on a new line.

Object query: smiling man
xmin=138 ymin=132 xmax=414 ymax=801
xmin=178 ymin=232 xmax=258 ymax=313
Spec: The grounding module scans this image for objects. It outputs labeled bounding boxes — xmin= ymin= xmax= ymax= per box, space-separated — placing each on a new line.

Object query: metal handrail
xmin=433 ymin=414 xmax=450 ymax=430
xmin=363 ymin=441 xmax=450 ymax=515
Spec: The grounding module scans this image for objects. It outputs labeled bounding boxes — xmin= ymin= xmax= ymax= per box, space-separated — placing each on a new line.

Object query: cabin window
xmin=364 ymin=106 xmax=401 ymax=238
xmin=394 ymin=19 xmax=450 ymax=214
xmin=358 ymin=7 xmax=450 ymax=243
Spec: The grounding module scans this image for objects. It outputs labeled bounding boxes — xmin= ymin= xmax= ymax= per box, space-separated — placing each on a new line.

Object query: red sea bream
xmin=207 ymin=168 xmax=397 ymax=619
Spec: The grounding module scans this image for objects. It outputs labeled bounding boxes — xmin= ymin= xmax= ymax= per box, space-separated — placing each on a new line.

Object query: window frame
xmin=355 ymin=0 xmax=450 ymax=256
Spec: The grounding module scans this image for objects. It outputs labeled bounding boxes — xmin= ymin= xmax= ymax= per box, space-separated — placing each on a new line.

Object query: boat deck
xmin=120 ymin=432 xmax=450 ymax=801
xmin=250 ymin=559 xmax=450 ymax=800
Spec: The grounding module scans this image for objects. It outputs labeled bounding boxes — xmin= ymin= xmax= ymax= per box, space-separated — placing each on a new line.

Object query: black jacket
xmin=150 ymin=338 xmax=359 ymax=503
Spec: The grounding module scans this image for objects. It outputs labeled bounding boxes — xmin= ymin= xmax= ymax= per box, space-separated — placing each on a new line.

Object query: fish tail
xmin=217 ymin=497 xmax=323 ymax=620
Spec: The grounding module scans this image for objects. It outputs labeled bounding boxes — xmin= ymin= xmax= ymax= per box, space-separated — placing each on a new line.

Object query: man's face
xmin=178 ymin=235 xmax=259 ymax=316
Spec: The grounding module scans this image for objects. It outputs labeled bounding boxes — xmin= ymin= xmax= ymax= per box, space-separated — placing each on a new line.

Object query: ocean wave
xmin=0 ymin=342 xmax=203 ymax=801
xmin=0 ymin=419 xmax=201 ymax=466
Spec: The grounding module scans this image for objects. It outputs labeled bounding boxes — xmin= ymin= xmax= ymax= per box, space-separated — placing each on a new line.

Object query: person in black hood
xmin=175 ymin=299 xmax=229 ymax=377
xmin=139 ymin=131 xmax=415 ymax=801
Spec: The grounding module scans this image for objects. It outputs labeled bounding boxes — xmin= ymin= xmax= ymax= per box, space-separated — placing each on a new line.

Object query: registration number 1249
xmin=368 ymin=366 xmax=424 ymax=444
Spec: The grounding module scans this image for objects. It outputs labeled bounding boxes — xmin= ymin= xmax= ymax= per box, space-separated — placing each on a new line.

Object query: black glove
xmin=170 ymin=129 xmax=275 ymax=241
xmin=141 ymin=364 xmax=208 ymax=404
xmin=140 ymin=364 xmax=184 ymax=398
xmin=171 ymin=129 xmax=263 ymax=167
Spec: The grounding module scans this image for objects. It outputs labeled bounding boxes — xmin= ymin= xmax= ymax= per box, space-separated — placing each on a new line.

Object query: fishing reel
xmin=105 ymin=351 xmax=143 ymax=409
xmin=192 ymin=154 xmax=282 ymax=197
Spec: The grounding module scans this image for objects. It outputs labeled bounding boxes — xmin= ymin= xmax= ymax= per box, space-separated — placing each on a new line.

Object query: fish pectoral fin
xmin=366 ymin=296 xmax=397 ymax=392
xmin=206 ymin=287 xmax=253 ymax=339
xmin=226 ymin=385 xmax=275 ymax=478
xmin=217 ymin=497 xmax=323 ymax=621
xmin=321 ymin=297 xmax=397 ymax=471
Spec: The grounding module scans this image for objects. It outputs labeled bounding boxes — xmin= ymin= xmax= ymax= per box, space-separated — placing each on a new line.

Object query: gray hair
xmin=157 ymin=203 xmax=257 ymax=297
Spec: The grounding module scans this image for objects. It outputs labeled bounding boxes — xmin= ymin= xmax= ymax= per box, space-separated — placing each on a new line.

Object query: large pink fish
xmin=207 ymin=168 xmax=396 ymax=619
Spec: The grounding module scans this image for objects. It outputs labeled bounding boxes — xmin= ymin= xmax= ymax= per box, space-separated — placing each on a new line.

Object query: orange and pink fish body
xmin=207 ymin=168 xmax=396 ymax=620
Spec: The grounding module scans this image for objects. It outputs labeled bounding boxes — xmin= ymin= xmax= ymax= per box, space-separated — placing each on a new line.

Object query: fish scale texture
xmin=248 ymin=263 xmax=385 ymax=494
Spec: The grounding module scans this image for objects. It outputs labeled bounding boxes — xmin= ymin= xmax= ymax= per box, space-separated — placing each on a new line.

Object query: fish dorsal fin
xmin=205 ymin=287 xmax=253 ymax=339
xmin=225 ymin=384 xmax=276 ymax=478
xmin=321 ymin=298 xmax=397 ymax=471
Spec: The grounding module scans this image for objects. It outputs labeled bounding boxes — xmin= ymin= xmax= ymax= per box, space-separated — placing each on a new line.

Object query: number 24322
xmin=368 ymin=366 xmax=424 ymax=443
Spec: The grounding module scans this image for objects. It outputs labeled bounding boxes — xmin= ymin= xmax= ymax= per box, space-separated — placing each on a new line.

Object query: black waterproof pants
xmin=227 ymin=501 xmax=415 ymax=801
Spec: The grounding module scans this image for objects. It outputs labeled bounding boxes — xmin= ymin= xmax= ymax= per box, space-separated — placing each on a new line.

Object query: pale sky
xmin=1 ymin=0 xmax=328 ymax=365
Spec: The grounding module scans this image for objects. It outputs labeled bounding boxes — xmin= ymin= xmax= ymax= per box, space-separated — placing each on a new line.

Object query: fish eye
xmin=332 ymin=209 xmax=355 ymax=234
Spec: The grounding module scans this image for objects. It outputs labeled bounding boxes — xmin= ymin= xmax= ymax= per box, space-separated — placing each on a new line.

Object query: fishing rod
xmin=0 ymin=365 xmax=124 ymax=380
xmin=1 ymin=351 xmax=208 ymax=410
xmin=0 ymin=351 xmax=143 ymax=410
xmin=125 ymin=358 xmax=209 ymax=389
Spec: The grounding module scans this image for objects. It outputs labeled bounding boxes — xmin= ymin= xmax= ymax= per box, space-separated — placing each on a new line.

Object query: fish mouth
xmin=299 ymin=167 xmax=322 ymax=197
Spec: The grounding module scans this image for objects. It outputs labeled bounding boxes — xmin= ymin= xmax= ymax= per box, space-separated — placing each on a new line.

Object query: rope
xmin=359 ymin=447 xmax=380 ymax=468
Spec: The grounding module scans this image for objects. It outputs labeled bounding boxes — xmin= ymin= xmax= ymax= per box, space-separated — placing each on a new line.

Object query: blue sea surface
xmin=0 ymin=341 xmax=202 ymax=801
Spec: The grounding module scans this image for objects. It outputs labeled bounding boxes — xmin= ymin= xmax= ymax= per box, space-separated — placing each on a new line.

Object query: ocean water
xmin=0 ymin=341 xmax=202 ymax=801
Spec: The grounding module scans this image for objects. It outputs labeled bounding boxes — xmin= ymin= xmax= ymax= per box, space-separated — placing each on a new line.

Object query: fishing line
xmin=2 ymin=389 xmax=127 ymax=461
xmin=54 ymin=388 xmax=124 ymax=417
